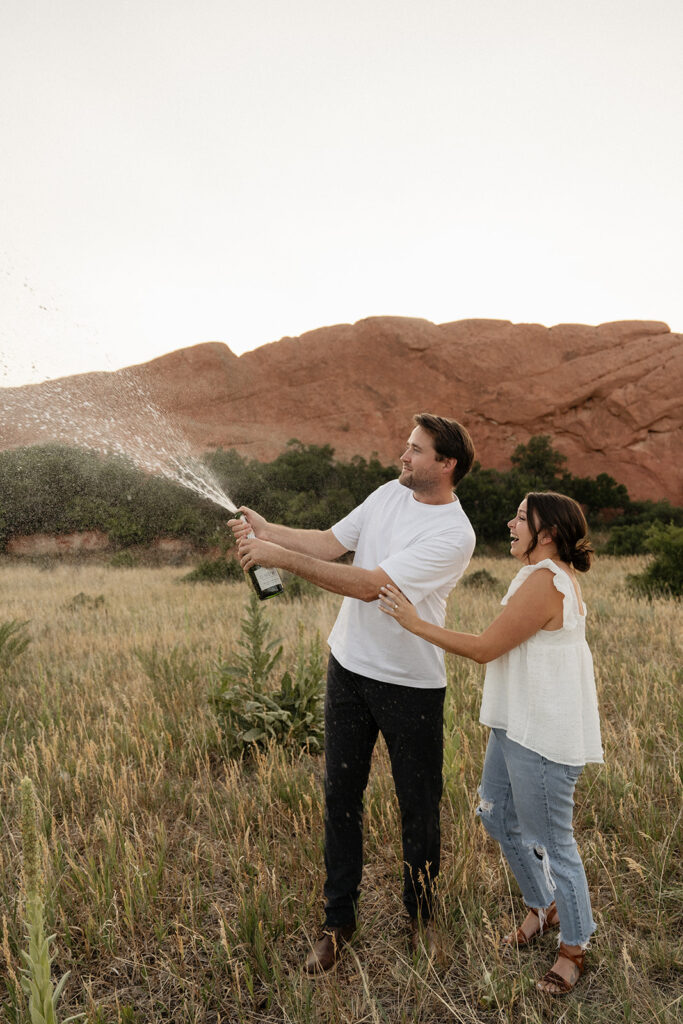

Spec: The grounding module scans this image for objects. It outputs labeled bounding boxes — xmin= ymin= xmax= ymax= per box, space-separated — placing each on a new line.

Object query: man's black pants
xmin=322 ymin=654 xmax=445 ymax=928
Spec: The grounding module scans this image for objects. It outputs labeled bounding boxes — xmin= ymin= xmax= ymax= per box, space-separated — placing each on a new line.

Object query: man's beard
xmin=399 ymin=466 xmax=443 ymax=495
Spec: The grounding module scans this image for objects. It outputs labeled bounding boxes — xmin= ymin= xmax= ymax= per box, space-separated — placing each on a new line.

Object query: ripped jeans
xmin=477 ymin=728 xmax=596 ymax=947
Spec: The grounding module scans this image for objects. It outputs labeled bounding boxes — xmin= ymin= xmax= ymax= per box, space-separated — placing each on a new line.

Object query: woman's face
xmin=507 ymin=499 xmax=533 ymax=562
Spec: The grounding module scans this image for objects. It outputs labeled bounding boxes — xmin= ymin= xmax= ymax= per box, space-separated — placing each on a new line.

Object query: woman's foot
xmin=536 ymin=942 xmax=586 ymax=995
xmin=502 ymin=901 xmax=560 ymax=948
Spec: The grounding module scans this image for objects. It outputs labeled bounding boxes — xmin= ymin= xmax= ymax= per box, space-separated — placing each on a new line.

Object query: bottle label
xmin=253 ymin=565 xmax=282 ymax=590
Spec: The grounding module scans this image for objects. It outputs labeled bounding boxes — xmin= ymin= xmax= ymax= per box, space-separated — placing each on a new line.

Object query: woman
xmin=379 ymin=491 xmax=603 ymax=995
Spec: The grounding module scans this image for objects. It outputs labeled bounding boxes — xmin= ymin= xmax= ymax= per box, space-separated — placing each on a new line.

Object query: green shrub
xmin=618 ymin=498 xmax=683 ymax=528
xmin=218 ymin=592 xmax=283 ymax=691
xmin=627 ymin=523 xmax=683 ymax=598
xmin=461 ymin=568 xmax=500 ymax=590
xmin=275 ymin=623 xmax=325 ymax=752
xmin=602 ymin=523 xmax=650 ymax=555
xmin=109 ymin=551 xmax=138 ymax=568
xmin=181 ymin=557 xmax=243 ymax=584
xmin=64 ymin=593 xmax=105 ymax=610
xmin=281 ymin=572 xmax=322 ymax=601
xmin=0 ymin=444 xmax=230 ymax=550
xmin=211 ymin=595 xmax=325 ymax=755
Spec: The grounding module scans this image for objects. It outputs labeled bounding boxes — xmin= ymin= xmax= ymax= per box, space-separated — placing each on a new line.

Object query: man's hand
xmin=227 ymin=506 xmax=268 ymax=541
xmin=238 ymin=535 xmax=286 ymax=571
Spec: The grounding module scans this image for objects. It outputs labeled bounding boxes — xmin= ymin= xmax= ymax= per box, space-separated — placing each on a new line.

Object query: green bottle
xmin=238 ymin=514 xmax=285 ymax=600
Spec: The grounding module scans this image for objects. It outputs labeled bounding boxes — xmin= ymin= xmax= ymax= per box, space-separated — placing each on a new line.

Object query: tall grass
xmin=0 ymin=557 xmax=680 ymax=1023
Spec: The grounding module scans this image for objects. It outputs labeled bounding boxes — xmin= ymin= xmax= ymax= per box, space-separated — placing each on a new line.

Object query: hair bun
xmin=571 ymin=536 xmax=594 ymax=573
xmin=525 ymin=491 xmax=594 ymax=572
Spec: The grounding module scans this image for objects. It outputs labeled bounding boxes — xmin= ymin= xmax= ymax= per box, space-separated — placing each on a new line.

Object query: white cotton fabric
xmin=479 ymin=559 xmax=604 ymax=766
xmin=328 ymin=479 xmax=475 ymax=688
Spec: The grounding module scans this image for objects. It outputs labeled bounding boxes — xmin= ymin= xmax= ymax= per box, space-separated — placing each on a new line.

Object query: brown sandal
xmin=502 ymin=901 xmax=559 ymax=948
xmin=536 ymin=942 xmax=586 ymax=995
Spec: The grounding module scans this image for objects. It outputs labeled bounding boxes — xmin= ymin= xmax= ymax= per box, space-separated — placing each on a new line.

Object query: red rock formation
xmin=6 ymin=531 xmax=110 ymax=556
xmin=1 ymin=318 xmax=681 ymax=504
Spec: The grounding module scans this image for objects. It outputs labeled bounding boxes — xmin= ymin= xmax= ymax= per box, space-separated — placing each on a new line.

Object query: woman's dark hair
xmin=413 ymin=413 xmax=475 ymax=487
xmin=524 ymin=491 xmax=594 ymax=572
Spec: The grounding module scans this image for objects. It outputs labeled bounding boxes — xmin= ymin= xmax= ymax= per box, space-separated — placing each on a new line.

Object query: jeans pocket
xmin=562 ymin=763 xmax=584 ymax=782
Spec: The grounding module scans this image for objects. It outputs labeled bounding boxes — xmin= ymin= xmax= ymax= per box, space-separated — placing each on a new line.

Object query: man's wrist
xmin=260 ymin=522 xmax=275 ymax=543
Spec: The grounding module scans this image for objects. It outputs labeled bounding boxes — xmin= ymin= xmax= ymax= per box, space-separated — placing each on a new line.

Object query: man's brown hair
xmin=413 ymin=413 xmax=475 ymax=487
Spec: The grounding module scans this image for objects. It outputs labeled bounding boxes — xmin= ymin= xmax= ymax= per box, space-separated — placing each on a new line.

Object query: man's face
xmin=398 ymin=426 xmax=445 ymax=493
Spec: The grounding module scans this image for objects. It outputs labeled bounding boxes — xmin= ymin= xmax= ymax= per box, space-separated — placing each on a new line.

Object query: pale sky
xmin=2 ymin=0 xmax=682 ymax=387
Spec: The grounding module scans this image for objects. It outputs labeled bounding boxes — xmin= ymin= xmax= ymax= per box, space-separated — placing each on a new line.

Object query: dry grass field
xmin=0 ymin=556 xmax=680 ymax=1023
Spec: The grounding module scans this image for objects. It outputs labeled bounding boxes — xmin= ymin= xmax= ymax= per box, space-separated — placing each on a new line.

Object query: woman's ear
xmin=538 ymin=527 xmax=555 ymax=547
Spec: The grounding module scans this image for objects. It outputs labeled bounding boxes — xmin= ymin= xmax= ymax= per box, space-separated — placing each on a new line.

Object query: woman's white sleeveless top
xmin=479 ymin=559 xmax=604 ymax=766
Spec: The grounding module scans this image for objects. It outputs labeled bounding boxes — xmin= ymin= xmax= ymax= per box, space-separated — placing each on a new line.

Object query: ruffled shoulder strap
xmin=501 ymin=564 xmax=536 ymax=605
xmin=501 ymin=559 xmax=581 ymax=629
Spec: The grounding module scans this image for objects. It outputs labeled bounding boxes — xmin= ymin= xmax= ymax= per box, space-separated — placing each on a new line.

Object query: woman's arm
xmin=379 ymin=569 xmax=563 ymax=663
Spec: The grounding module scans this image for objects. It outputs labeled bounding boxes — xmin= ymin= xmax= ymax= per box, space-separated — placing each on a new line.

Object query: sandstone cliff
xmin=1 ymin=318 xmax=681 ymax=504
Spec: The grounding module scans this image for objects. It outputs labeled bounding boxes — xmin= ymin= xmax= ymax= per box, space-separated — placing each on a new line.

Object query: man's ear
xmin=441 ymin=457 xmax=456 ymax=476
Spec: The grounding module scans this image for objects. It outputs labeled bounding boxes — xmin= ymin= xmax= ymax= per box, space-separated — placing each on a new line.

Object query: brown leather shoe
xmin=304 ymin=924 xmax=355 ymax=974
xmin=502 ymin=901 xmax=560 ymax=949
xmin=409 ymin=917 xmax=440 ymax=958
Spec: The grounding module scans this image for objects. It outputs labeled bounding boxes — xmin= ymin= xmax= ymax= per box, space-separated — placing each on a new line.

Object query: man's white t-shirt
xmin=328 ymin=479 xmax=476 ymax=689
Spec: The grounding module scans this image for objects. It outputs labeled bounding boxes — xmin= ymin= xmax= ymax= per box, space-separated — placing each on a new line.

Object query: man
xmin=229 ymin=413 xmax=476 ymax=971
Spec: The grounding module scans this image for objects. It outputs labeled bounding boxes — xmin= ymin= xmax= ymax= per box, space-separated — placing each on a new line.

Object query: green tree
xmin=457 ymin=465 xmax=513 ymax=544
xmin=206 ymin=441 xmax=395 ymax=530
xmin=510 ymin=435 xmax=567 ymax=486
xmin=2 ymin=437 xmax=679 ymax=557
xmin=561 ymin=472 xmax=630 ymax=520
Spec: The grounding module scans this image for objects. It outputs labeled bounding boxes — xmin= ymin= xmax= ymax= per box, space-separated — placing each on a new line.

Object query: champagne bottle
xmin=237 ymin=514 xmax=285 ymax=600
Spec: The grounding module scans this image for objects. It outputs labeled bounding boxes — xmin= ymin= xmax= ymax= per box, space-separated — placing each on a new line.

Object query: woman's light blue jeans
xmin=476 ymin=728 xmax=596 ymax=947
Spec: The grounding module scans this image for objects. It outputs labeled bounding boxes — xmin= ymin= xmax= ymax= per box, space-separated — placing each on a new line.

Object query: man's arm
xmin=237 ymin=535 xmax=392 ymax=602
xmin=228 ymin=507 xmax=347 ymax=561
